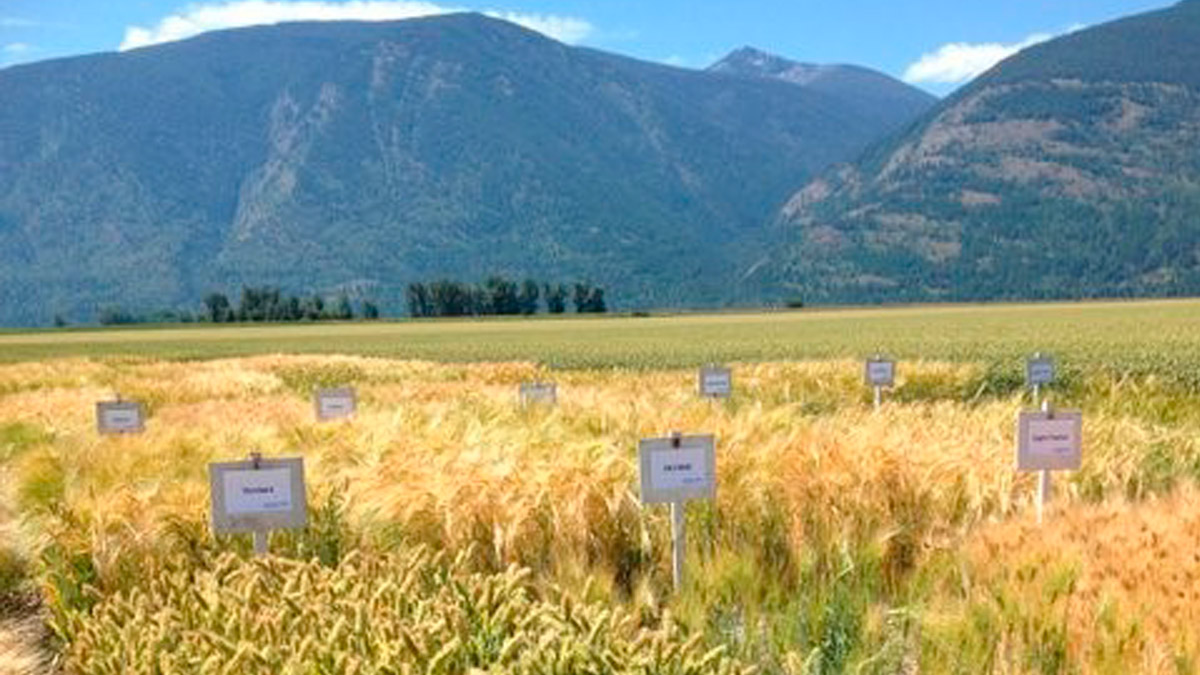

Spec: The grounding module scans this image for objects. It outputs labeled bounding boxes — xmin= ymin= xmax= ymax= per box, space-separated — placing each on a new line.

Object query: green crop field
xmin=3 ymin=299 xmax=1200 ymax=674
xmin=4 ymin=298 xmax=1200 ymax=376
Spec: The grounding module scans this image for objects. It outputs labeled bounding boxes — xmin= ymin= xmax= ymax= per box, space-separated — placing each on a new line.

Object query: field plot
xmin=1 ymin=302 xmax=1200 ymax=673
xmin=4 ymin=298 xmax=1200 ymax=373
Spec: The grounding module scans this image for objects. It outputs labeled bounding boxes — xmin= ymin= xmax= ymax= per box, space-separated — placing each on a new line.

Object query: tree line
xmin=92 ymin=277 xmax=608 ymax=326
xmin=406 ymin=278 xmax=606 ymax=318
xmin=201 ymin=287 xmax=379 ymax=323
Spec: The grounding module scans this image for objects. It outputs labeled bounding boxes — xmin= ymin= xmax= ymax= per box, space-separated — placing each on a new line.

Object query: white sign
xmin=96 ymin=401 xmax=145 ymax=434
xmin=224 ymin=468 xmax=294 ymax=514
xmin=209 ymin=457 xmax=307 ymax=533
xmin=865 ymin=358 xmax=895 ymax=387
xmin=1016 ymin=410 xmax=1082 ymax=471
xmin=314 ymin=387 xmax=356 ymax=420
xmin=520 ymin=382 xmax=557 ymax=406
xmin=1026 ymin=356 xmax=1055 ymax=386
xmin=698 ymin=366 xmax=732 ymax=398
xmin=639 ymin=434 xmax=716 ymax=504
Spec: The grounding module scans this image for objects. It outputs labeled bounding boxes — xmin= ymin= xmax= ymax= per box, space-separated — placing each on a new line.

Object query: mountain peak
xmin=709 ymin=47 xmax=806 ymax=78
xmin=708 ymin=46 xmax=936 ymax=127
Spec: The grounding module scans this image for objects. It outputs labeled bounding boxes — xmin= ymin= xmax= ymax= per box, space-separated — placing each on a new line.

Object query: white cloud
xmin=0 ymin=17 xmax=39 ymax=28
xmin=119 ymin=0 xmax=592 ymax=51
xmin=661 ymin=55 xmax=687 ymax=67
xmin=903 ymin=31 xmax=1055 ymax=85
xmin=482 ymin=11 xmax=590 ymax=44
xmin=3 ymin=43 xmax=31 ymax=54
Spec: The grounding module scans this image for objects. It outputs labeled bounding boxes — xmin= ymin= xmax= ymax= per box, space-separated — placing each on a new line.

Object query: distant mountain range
xmin=0 ymin=14 xmax=933 ymax=325
xmin=5 ymin=3 xmax=1195 ymax=326
xmin=772 ymin=0 xmax=1200 ymax=303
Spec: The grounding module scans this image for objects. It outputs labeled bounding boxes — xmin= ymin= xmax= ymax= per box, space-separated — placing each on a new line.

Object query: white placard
xmin=520 ymin=382 xmax=557 ymax=406
xmin=224 ymin=468 xmax=294 ymax=514
xmin=96 ymin=401 xmax=145 ymax=434
xmin=639 ymin=434 xmax=716 ymax=504
xmin=314 ymin=387 xmax=356 ymax=420
xmin=1016 ymin=410 xmax=1082 ymax=471
xmin=864 ymin=358 xmax=895 ymax=387
xmin=209 ymin=457 xmax=307 ymax=533
xmin=698 ymin=366 xmax=732 ymax=398
xmin=1026 ymin=356 xmax=1055 ymax=386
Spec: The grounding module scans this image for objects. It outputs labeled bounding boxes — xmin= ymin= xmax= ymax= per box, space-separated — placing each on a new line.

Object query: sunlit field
xmin=5 ymin=298 xmax=1200 ymax=374
xmin=3 ymin=301 xmax=1200 ymax=673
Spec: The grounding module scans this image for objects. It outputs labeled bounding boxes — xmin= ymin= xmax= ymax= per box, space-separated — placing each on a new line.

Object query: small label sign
xmin=698 ymin=366 xmax=732 ymax=398
xmin=224 ymin=468 xmax=294 ymax=515
xmin=520 ymin=382 xmax=557 ymax=407
xmin=96 ymin=401 xmax=145 ymax=434
xmin=314 ymin=387 xmax=356 ymax=421
xmin=639 ymin=434 xmax=716 ymax=504
xmin=1026 ymin=356 xmax=1055 ymax=386
xmin=864 ymin=358 xmax=895 ymax=387
xmin=1016 ymin=410 xmax=1082 ymax=471
xmin=209 ymin=457 xmax=307 ymax=534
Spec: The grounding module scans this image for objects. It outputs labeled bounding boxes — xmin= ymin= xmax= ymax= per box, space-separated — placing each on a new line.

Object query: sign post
xmin=96 ymin=395 xmax=145 ymax=434
xmin=209 ymin=453 xmax=307 ymax=556
xmin=864 ymin=356 xmax=895 ymax=410
xmin=314 ymin=387 xmax=357 ymax=421
xmin=698 ymin=365 xmax=732 ymax=399
xmin=1016 ymin=399 xmax=1081 ymax=524
xmin=1026 ymin=353 xmax=1055 ymax=405
xmin=519 ymin=382 xmax=557 ymax=408
xmin=638 ymin=432 xmax=716 ymax=592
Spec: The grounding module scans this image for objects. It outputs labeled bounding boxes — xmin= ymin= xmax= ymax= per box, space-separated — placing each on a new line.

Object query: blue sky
xmin=0 ymin=0 xmax=1176 ymax=94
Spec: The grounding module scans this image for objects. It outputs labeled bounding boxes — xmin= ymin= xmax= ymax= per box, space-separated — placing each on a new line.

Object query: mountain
xmin=708 ymin=47 xmax=936 ymax=132
xmin=773 ymin=0 xmax=1200 ymax=304
xmin=0 ymin=14 xmax=930 ymax=325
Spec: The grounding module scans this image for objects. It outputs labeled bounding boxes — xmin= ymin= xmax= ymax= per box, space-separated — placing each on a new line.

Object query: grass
xmin=2 ymin=300 xmax=1200 ymax=672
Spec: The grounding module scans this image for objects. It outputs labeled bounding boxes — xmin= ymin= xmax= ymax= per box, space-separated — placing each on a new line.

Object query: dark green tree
xmin=544 ymin=283 xmax=568 ymax=314
xmin=484 ymin=276 xmax=520 ymax=315
xmin=203 ymin=292 xmax=231 ymax=323
xmin=406 ymin=282 xmax=432 ymax=318
xmin=518 ymin=279 xmax=540 ymax=315
xmin=303 ymin=294 xmax=325 ymax=321
xmin=333 ymin=294 xmax=354 ymax=320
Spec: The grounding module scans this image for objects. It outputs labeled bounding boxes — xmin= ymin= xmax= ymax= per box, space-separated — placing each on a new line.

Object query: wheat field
xmin=0 ymin=337 xmax=1196 ymax=673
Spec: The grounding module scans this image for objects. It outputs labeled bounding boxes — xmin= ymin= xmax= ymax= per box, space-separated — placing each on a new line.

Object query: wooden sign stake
xmin=1032 ymin=352 xmax=1042 ymax=405
xmin=1037 ymin=399 xmax=1052 ymax=524
xmin=249 ymin=451 xmax=269 ymax=556
xmin=669 ymin=431 xmax=685 ymax=591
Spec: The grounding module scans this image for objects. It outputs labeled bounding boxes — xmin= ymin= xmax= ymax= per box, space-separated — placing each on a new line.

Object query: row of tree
xmin=406 ymin=278 xmax=606 ymax=317
xmin=202 ymin=287 xmax=379 ymax=323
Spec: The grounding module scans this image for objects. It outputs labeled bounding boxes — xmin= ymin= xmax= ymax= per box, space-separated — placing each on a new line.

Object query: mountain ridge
xmin=0 ymin=13 xmax=930 ymax=324
xmin=772 ymin=0 xmax=1200 ymax=304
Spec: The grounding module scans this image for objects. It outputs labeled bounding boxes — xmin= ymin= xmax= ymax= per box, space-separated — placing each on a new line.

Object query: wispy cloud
xmin=903 ymin=26 xmax=1084 ymax=86
xmin=1 ymin=17 xmax=39 ymax=28
xmin=3 ymin=42 xmax=31 ymax=54
xmin=120 ymin=0 xmax=592 ymax=51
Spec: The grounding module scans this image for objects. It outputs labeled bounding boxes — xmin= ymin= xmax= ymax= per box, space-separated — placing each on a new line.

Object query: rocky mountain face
xmin=773 ymin=0 xmax=1200 ymax=303
xmin=0 ymin=14 xmax=929 ymax=325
